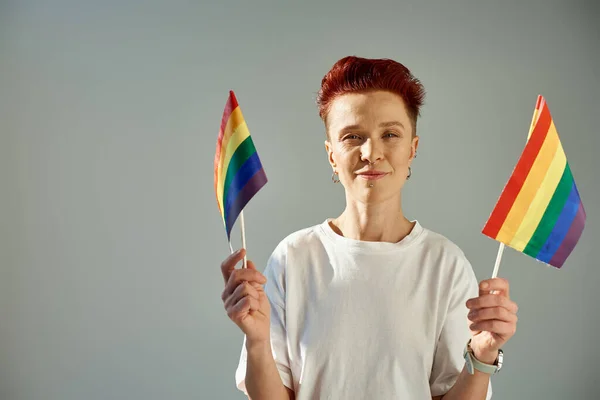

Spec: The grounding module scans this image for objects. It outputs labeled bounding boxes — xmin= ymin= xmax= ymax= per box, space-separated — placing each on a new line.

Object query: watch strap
xmin=463 ymin=340 xmax=501 ymax=375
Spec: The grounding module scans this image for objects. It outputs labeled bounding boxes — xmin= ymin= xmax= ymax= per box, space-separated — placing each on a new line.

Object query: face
xmin=324 ymin=90 xmax=419 ymax=204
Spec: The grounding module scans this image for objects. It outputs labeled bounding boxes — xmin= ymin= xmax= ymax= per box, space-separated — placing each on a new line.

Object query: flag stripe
xmin=526 ymin=95 xmax=544 ymax=140
xmin=214 ymin=92 xmax=239 ymax=212
xmin=214 ymin=90 xmax=268 ymax=241
xmin=222 ymin=135 xmax=256 ymax=217
xmin=509 ymin=136 xmax=567 ymax=251
xmin=217 ymin=120 xmax=250 ymax=210
xmin=482 ymin=102 xmax=552 ymax=238
xmin=224 ymin=167 xmax=268 ymax=239
xmin=481 ymin=95 xmax=585 ymax=268
xmin=522 ymin=164 xmax=574 ymax=257
xmin=496 ymin=121 xmax=560 ymax=245
xmin=223 ymin=151 xmax=265 ymax=227
xmin=549 ymin=200 xmax=586 ymax=268
xmin=216 ymin=108 xmax=247 ymax=211
xmin=536 ymin=182 xmax=581 ymax=263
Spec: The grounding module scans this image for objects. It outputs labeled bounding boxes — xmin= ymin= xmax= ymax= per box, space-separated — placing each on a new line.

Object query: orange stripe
xmin=496 ymin=120 xmax=560 ymax=244
xmin=214 ymin=92 xmax=239 ymax=214
xmin=481 ymin=96 xmax=552 ymax=238
xmin=216 ymin=107 xmax=246 ymax=213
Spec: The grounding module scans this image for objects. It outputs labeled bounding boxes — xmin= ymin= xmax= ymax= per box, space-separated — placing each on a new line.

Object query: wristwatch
xmin=463 ymin=339 xmax=503 ymax=375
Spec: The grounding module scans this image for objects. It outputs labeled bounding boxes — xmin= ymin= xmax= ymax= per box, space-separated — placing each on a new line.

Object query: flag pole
xmin=240 ymin=210 xmax=247 ymax=269
xmin=491 ymin=242 xmax=505 ymax=279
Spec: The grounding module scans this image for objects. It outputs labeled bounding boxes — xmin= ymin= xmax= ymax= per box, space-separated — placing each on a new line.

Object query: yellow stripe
xmin=496 ymin=121 xmax=560 ymax=245
xmin=216 ymin=107 xmax=245 ymax=210
xmin=527 ymin=106 xmax=540 ymax=141
xmin=510 ymin=123 xmax=567 ymax=251
xmin=216 ymin=122 xmax=250 ymax=210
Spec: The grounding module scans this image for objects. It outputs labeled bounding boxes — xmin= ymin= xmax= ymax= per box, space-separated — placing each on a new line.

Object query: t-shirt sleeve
xmin=429 ymin=256 xmax=493 ymax=399
xmin=234 ymin=242 xmax=294 ymax=396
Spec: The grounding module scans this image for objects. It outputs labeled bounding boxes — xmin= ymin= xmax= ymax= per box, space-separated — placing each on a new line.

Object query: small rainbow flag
xmin=214 ymin=91 xmax=267 ymax=241
xmin=482 ymin=95 xmax=586 ymax=268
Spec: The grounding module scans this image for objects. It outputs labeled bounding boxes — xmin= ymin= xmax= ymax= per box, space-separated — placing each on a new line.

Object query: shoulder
xmin=418 ymin=224 xmax=469 ymax=262
xmin=270 ymin=221 xmax=327 ymax=255
xmin=261 ymin=222 xmax=327 ymax=299
xmin=263 ymin=221 xmax=326 ymax=271
xmin=417 ymin=224 xmax=478 ymax=284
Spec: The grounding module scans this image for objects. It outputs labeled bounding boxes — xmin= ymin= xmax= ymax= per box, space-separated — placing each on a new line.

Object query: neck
xmin=331 ymin=194 xmax=414 ymax=243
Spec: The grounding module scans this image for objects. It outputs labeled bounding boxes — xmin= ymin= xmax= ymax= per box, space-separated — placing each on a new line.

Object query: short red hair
xmin=316 ymin=56 xmax=426 ymax=136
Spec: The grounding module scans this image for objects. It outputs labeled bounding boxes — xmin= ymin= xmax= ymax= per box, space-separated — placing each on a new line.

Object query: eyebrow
xmin=379 ymin=121 xmax=405 ymax=129
xmin=339 ymin=121 xmax=405 ymax=132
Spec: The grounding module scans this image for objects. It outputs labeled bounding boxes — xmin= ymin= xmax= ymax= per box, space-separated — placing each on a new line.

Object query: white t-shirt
xmin=235 ymin=220 xmax=493 ymax=399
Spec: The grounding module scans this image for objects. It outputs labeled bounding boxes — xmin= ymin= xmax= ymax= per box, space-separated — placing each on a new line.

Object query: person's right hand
xmin=221 ymin=248 xmax=271 ymax=344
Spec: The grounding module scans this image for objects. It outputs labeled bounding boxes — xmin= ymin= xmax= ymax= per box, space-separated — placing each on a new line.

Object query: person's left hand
xmin=466 ymin=277 xmax=518 ymax=364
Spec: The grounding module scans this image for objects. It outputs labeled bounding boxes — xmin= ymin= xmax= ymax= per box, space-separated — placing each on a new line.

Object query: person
xmin=219 ymin=56 xmax=518 ymax=400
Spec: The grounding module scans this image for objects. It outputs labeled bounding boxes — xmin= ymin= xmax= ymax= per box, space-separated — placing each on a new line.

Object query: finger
xmin=231 ymin=260 xmax=264 ymax=291
xmin=469 ymin=319 xmax=517 ymax=335
xmin=246 ymin=260 xmax=259 ymax=271
xmin=249 ymin=281 xmax=264 ymax=291
xmin=468 ymin=307 xmax=518 ymax=324
xmin=221 ymin=248 xmax=246 ymax=285
xmin=228 ymin=296 xmax=250 ymax=321
xmin=224 ymin=281 xmax=259 ymax=310
xmin=466 ymin=294 xmax=518 ymax=314
xmin=479 ymin=277 xmax=510 ymax=297
xmin=229 ymin=295 xmax=260 ymax=321
xmin=223 ymin=268 xmax=267 ymax=300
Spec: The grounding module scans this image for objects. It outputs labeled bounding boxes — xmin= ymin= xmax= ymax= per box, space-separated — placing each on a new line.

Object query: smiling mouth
xmin=357 ymin=172 xmax=388 ymax=180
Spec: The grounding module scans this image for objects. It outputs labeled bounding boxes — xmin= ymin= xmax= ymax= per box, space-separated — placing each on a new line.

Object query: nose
xmin=360 ymin=138 xmax=383 ymax=164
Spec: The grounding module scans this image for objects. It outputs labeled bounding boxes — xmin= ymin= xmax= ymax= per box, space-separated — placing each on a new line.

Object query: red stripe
xmin=482 ymin=99 xmax=552 ymax=238
xmin=214 ymin=91 xmax=240 ymax=213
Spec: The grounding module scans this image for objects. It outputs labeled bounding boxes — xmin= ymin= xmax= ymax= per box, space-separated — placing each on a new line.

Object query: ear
xmin=410 ymin=135 xmax=419 ymax=162
xmin=324 ymin=140 xmax=336 ymax=170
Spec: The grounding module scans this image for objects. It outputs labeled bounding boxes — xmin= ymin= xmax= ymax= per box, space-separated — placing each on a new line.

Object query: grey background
xmin=1 ymin=1 xmax=598 ymax=399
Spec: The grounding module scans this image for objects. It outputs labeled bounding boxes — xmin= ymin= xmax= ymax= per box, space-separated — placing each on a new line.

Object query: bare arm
xmin=438 ymin=362 xmax=492 ymax=400
xmin=245 ymin=341 xmax=294 ymax=400
xmin=439 ymin=276 xmax=519 ymax=400
xmin=220 ymin=250 xmax=295 ymax=400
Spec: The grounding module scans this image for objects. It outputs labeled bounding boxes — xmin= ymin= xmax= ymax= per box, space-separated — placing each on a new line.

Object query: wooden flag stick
xmin=240 ymin=210 xmax=247 ymax=269
xmin=492 ymin=242 xmax=505 ymax=279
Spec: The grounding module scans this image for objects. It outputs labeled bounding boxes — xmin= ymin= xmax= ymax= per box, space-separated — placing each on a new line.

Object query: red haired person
xmin=220 ymin=56 xmax=518 ymax=400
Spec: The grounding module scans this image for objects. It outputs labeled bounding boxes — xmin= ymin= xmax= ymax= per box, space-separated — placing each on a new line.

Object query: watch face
xmin=465 ymin=353 xmax=474 ymax=375
xmin=496 ymin=350 xmax=504 ymax=371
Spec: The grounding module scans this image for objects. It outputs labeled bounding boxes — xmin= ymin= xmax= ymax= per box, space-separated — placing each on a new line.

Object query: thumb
xmin=246 ymin=260 xmax=258 ymax=271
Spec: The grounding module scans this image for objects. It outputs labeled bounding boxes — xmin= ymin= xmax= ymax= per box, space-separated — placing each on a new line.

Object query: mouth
xmin=356 ymin=171 xmax=388 ymax=181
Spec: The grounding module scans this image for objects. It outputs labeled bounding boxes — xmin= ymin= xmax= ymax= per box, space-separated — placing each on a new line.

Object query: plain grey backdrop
xmin=1 ymin=1 xmax=598 ymax=399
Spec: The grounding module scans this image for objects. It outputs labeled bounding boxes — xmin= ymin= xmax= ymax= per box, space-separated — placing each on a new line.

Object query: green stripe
xmin=523 ymin=164 xmax=574 ymax=257
xmin=222 ymin=136 xmax=256 ymax=208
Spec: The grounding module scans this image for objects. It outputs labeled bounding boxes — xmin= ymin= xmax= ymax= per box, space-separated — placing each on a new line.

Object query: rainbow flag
xmin=214 ymin=91 xmax=267 ymax=241
xmin=482 ymin=95 xmax=586 ymax=268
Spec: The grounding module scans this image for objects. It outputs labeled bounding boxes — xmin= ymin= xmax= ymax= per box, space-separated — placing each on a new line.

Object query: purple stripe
xmin=223 ymin=152 xmax=263 ymax=222
xmin=549 ymin=199 xmax=586 ymax=268
xmin=225 ymin=167 xmax=267 ymax=240
xmin=536 ymin=183 xmax=580 ymax=265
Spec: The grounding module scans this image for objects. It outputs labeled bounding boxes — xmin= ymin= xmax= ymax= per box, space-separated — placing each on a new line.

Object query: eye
xmin=343 ymin=134 xmax=362 ymax=141
xmin=383 ymin=131 xmax=399 ymax=138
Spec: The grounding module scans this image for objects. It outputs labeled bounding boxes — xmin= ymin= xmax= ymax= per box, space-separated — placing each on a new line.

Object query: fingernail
xmin=481 ymin=282 xmax=489 ymax=289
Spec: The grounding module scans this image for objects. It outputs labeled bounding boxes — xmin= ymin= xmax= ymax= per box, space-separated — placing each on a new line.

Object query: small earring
xmin=407 ymin=166 xmax=412 ymax=180
xmin=332 ymin=171 xmax=340 ymax=183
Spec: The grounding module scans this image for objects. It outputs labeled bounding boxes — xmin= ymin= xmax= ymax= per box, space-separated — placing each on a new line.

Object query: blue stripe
xmin=223 ymin=152 xmax=263 ymax=226
xmin=224 ymin=168 xmax=267 ymax=240
xmin=536 ymin=182 xmax=581 ymax=263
